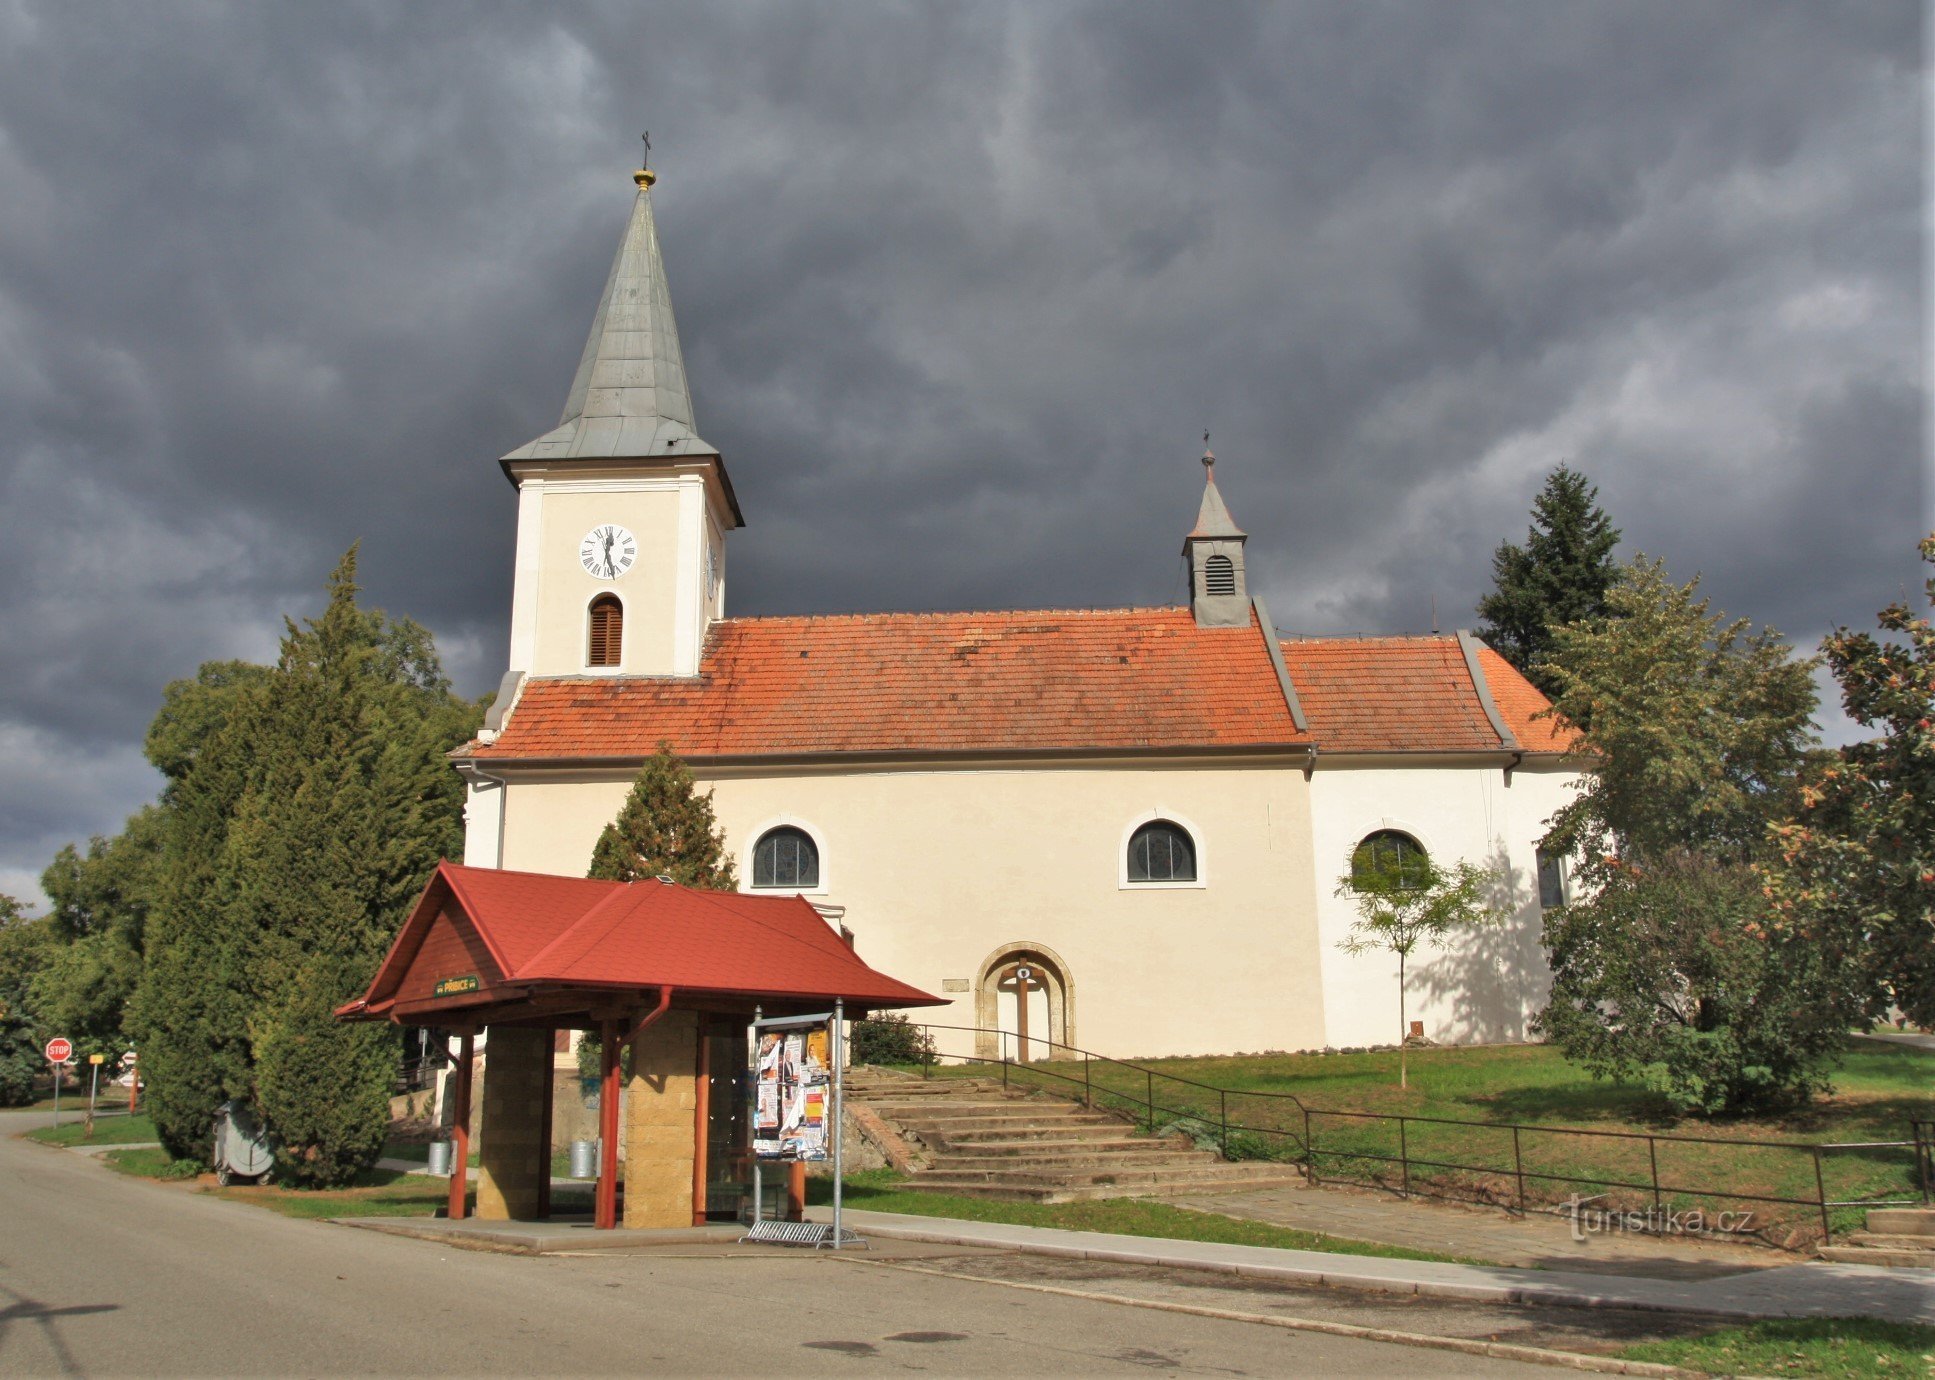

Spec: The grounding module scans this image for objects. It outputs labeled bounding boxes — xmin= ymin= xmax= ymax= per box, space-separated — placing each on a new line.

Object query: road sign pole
xmin=87 ymin=1058 xmax=101 ymax=1133
xmin=44 ymin=1038 xmax=75 ymax=1128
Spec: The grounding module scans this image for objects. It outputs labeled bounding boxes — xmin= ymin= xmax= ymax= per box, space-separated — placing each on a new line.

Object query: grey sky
xmin=0 ymin=1 xmax=1924 ymax=905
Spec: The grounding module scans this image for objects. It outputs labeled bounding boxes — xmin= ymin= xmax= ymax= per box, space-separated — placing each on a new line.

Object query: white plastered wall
xmin=488 ymin=758 xmax=1328 ymax=1061
xmin=1308 ymin=758 xmax=1581 ymax=1049
xmin=506 ymin=469 xmax=724 ymax=678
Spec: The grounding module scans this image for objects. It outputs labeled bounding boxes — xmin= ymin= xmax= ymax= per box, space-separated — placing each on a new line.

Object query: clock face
xmin=579 ymin=524 xmax=637 ymax=580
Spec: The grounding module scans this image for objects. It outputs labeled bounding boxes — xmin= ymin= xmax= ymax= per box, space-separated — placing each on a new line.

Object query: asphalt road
xmin=0 ymin=1110 xmax=1558 ymax=1377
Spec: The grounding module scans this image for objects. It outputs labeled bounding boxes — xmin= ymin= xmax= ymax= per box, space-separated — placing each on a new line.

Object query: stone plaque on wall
xmin=942 ymin=978 xmax=969 ymax=993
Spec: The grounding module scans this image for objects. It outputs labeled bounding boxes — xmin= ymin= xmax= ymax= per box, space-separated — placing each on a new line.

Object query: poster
xmin=752 ymin=1020 xmax=832 ymax=1161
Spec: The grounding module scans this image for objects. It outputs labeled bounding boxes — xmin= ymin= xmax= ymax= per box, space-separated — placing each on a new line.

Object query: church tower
xmin=1184 ymin=447 xmax=1248 ymax=626
xmin=498 ymin=160 xmax=743 ymax=680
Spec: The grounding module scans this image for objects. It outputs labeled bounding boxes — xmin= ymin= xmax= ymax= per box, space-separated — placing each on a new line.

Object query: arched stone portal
xmin=974 ymin=942 xmax=1075 ymax=1062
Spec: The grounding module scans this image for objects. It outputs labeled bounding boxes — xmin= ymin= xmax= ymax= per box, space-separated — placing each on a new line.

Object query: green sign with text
xmin=433 ymin=975 xmax=480 ymax=998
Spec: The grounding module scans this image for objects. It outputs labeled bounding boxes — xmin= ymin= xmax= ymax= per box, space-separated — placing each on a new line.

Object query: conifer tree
xmin=1477 ymin=466 xmax=1621 ymax=697
xmin=130 ymin=549 xmax=480 ymax=1177
xmin=0 ymin=896 xmax=51 ymax=1107
xmin=588 ymin=743 xmax=738 ymax=888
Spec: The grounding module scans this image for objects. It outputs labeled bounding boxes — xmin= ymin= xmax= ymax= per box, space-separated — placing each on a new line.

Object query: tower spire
xmin=502 ymin=163 xmax=715 ymax=464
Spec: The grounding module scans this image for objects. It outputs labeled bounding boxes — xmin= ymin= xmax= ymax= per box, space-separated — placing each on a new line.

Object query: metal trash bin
xmin=425 ymin=1140 xmax=453 ymax=1176
xmin=211 ymin=1099 xmax=275 ymax=1186
xmin=568 ymin=1138 xmax=598 ymax=1179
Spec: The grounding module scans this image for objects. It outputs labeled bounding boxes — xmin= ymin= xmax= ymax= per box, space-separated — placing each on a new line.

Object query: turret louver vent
xmin=1204 ymin=555 xmax=1236 ymax=596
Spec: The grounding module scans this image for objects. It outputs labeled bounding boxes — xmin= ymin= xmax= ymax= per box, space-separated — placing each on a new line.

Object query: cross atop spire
xmin=503 ymin=164 xmax=715 ymax=463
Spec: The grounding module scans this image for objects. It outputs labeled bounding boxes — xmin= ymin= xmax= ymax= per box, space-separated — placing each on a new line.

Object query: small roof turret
xmin=1183 ymin=444 xmax=1249 ymax=627
xmin=503 ymin=164 xmax=720 ymax=465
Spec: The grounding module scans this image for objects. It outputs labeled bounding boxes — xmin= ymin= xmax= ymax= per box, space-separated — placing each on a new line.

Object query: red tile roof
xmin=474 ymin=606 xmax=1305 ymax=760
xmin=1281 ymin=636 xmax=1500 ymax=752
xmin=466 ymin=608 xmax=1578 ymax=762
xmin=1479 ymin=646 xmax=1579 ymax=754
xmin=343 ymin=863 xmax=940 ymax=1019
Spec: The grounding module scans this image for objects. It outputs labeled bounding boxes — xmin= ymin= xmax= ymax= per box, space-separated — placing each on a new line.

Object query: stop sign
xmin=44 ymin=1037 xmax=72 ymax=1063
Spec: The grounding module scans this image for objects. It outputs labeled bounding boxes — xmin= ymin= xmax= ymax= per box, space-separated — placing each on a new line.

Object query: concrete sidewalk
xmin=821 ymin=1208 xmax=1935 ymax=1326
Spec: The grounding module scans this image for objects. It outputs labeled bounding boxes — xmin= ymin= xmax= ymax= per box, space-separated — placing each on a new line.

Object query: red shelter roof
xmin=339 ymin=862 xmax=941 ymax=1024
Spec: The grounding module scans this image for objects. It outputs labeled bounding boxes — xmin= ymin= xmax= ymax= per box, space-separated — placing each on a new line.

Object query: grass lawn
xmin=806 ymin=1169 xmax=1484 ymax=1264
xmin=102 ymin=1146 xmax=202 ymax=1179
xmin=26 ymin=1113 xmax=157 ymax=1147
xmin=1619 ymin=1318 xmax=1935 ymax=1379
xmin=894 ymin=1038 xmax=1935 ymax=1242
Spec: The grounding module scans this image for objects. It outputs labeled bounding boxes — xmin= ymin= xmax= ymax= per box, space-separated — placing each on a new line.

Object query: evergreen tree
xmin=1477 ymin=465 xmax=1621 ymax=697
xmin=0 ymin=896 xmax=51 ymax=1107
xmin=130 ymin=549 xmax=480 ymax=1177
xmin=1768 ymin=534 xmax=1935 ymax=1028
xmin=129 ymin=666 xmax=266 ymax=1156
xmin=588 ymin=743 xmax=738 ymax=888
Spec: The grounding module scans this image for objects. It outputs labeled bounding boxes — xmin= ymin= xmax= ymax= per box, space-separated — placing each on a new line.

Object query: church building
xmin=453 ymin=161 xmax=1583 ymax=1064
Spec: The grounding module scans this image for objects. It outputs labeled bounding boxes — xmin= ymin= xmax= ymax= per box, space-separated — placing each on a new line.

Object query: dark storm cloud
xmin=0 ymin=1 xmax=1922 ymax=903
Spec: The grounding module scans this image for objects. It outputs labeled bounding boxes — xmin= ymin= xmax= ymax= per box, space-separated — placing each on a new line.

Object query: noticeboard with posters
xmin=752 ymin=1022 xmax=832 ymax=1162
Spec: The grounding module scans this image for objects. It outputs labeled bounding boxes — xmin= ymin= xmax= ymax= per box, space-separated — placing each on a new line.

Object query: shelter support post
xmin=596 ymin=1017 xmax=621 ymax=1230
xmin=787 ymin=1164 xmax=807 ymax=1222
xmin=691 ymin=1027 xmax=710 ymax=1227
xmin=537 ymin=1027 xmax=556 ymax=1220
xmin=447 ymin=1032 xmax=473 ymax=1221
xmin=477 ymin=1025 xmax=551 ymax=1220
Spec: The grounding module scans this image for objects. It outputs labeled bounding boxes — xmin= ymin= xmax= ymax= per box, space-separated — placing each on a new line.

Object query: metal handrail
xmin=881 ymin=1019 xmax=1934 ymax=1243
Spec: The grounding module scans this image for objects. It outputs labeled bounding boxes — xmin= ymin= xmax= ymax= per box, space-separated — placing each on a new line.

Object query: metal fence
xmin=889 ymin=1021 xmax=1934 ymax=1244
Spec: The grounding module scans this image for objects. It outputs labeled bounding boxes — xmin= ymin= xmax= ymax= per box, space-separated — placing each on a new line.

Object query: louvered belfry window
xmin=1204 ymin=554 xmax=1236 ymax=596
xmin=587 ymin=595 xmax=623 ymax=667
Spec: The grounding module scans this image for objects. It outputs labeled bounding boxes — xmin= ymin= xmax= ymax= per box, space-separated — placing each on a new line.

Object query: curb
xmin=840 ymin=1255 xmax=1710 ymax=1378
xmin=827 ymin=1213 xmax=1933 ymax=1324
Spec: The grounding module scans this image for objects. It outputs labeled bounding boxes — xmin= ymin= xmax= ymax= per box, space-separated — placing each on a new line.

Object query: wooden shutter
xmin=588 ymin=596 xmax=623 ymax=667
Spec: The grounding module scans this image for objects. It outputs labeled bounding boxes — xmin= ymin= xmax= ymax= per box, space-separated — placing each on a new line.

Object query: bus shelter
xmin=338 ymin=861 xmax=939 ymax=1229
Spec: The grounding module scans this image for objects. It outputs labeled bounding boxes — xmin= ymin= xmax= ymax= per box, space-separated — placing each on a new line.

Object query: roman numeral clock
xmin=579 ymin=524 xmax=637 ymax=580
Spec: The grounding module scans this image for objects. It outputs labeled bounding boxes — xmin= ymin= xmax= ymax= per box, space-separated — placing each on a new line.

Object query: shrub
xmin=850 ymin=1014 xmax=935 ymax=1067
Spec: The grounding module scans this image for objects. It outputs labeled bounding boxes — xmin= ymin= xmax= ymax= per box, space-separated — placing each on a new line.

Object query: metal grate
xmin=739 ymin=1220 xmax=868 ymax=1249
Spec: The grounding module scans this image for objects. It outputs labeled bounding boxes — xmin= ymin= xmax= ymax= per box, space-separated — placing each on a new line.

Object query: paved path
xmin=1853 ymin=1030 xmax=1935 ymax=1052
xmin=1172 ymin=1181 xmax=1779 ymax=1278
xmin=826 ymin=1208 xmax=1935 ymax=1325
xmin=0 ymin=1111 xmax=1552 ymax=1377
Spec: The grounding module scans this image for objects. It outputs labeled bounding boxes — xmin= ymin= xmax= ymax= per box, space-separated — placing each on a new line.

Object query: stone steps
xmin=1866 ymin=1208 xmax=1935 ymax=1237
xmin=1817 ymin=1207 xmax=1935 ymax=1269
xmin=847 ymin=1063 xmax=1307 ymax=1204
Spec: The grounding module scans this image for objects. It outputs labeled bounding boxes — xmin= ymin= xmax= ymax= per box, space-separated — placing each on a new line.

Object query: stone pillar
xmin=475 ymin=1025 xmax=550 ymax=1221
xmin=622 ymin=1009 xmax=699 ymax=1229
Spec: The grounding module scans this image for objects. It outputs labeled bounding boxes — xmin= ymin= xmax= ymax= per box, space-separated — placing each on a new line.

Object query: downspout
xmin=456 ymin=760 xmax=511 ymax=869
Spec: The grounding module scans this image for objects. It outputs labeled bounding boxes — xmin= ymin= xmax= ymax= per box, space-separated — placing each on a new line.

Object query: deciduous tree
xmin=1768 ymin=534 xmax=1935 ymax=1028
xmin=1335 ymin=848 xmax=1501 ymax=1090
xmin=1531 ymin=557 xmax=1859 ymax=1113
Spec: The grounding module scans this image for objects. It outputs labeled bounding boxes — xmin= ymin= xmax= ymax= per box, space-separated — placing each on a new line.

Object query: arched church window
xmin=1351 ymin=830 xmax=1430 ymax=889
xmin=752 ymin=826 xmax=819 ymax=889
xmin=1127 ymin=821 xmax=1196 ymax=883
xmin=587 ymin=595 xmax=623 ymax=667
xmin=1203 ymin=554 xmax=1236 ymax=596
